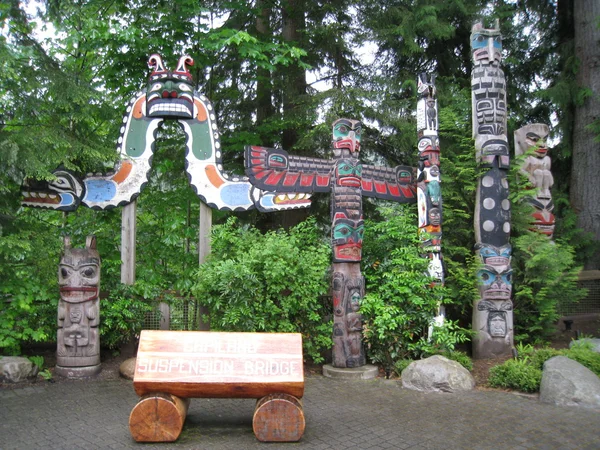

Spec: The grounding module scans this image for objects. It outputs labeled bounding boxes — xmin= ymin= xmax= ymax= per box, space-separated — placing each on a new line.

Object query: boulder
xmin=569 ymin=338 xmax=600 ymax=353
xmin=401 ymin=355 xmax=475 ymax=393
xmin=119 ymin=357 xmax=137 ymax=380
xmin=540 ymin=356 xmax=600 ymax=410
xmin=0 ymin=356 xmax=39 ymax=383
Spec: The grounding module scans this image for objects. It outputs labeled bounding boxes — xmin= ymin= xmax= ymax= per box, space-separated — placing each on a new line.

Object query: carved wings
xmin=245 ymin=146 xmax=332 ymax=193
xmin=245 ymin=145 xmax=417 ymax=204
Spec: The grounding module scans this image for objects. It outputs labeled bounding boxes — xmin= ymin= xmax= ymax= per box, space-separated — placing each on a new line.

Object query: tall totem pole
xmin=245 ymin=121 xmax=416 ymax=368
xmin=471 ymin=20 xmax=514 ymax=358
xmin=416 ymin=74 xmax=445 ymax=330
xmin=515 ymin=124 xmax=555 ymax=238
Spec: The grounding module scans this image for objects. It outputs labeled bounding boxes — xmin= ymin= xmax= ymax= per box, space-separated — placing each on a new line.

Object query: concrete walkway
xmin=1 ymin=375 xmax=599 ymax=449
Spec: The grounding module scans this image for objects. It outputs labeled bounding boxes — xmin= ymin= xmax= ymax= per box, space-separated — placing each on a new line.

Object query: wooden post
xmin=198 ymin=201 xmax=211 ymax=331
xmin=121 ymin=200 xmax=137 ymax=285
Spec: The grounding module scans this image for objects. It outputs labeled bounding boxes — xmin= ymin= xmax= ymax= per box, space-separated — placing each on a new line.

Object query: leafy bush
xmin=100 ymin=283 xmax=155 ymax=350
xmin=191 ymin=217 xmax=332 ymax=363
xmin=488 ymin=358 xmax=543 ymax=392
xmin=360 ymin=205 xmax=467 ymax=368
xmin=565 ymin=342 xmax=600 ymax=376
xmin=440 ymin=350 xmax=473 ymax=371
xmin=394 ymin=359 xmax=413 ymax=376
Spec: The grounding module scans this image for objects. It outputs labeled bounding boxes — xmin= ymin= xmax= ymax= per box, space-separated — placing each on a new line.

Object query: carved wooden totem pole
xmin=416 ymin=73 xmax=445 ymax=329
xmin=471 ymin=20 xmax=514 ymax=358
xmin=56 ymin=236 xmax=102 ymax=377
xmin=245 ymin=121 xmax=416 ymax=368
xmin=21 ymin=54 xmax=310 ymax=214
xmin=515 ymin=124 xmax=555 ymax=237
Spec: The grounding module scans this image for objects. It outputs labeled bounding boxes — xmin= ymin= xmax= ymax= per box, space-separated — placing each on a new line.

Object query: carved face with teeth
xmin=59 ymin=236 xmax=101 ymax=304
xmin=332 ymin=212 xmax=364 ymax=262
xmin=146 ymin=54 xmax=195 ymax=119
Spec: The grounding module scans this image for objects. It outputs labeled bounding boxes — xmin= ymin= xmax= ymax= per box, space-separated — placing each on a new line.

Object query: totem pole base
xmin=322 ymin=364 xmax=378 ymax=380
xmin=55 ymin=364 xmax=101 ymax=378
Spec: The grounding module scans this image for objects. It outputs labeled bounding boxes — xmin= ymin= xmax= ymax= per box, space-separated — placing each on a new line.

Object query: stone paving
xmin=1 ymin=375 xmax=599 ymax=449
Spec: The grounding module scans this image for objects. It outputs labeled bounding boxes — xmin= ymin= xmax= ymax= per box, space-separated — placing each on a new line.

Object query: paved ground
xmin=1 ymin=375 xmax=599 ymax=450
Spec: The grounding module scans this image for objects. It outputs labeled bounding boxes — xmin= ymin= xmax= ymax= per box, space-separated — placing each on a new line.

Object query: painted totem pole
xmin=515 ymin=124 xmax=555 ymax=237
xmin=471 ymin=20 xmax=514 ymax=358
xmin=245 ymin=121 xmax=416 ymax=368
xmin=21 ymin=55 xmax=309 ymax=214
xmin=416 ymin=73 xmax=445 ymax=329
xmin=56 ymin=236 xmax=102 ymax=377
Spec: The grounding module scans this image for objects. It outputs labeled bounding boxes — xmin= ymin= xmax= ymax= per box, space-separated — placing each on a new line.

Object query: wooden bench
xmin=129 ymin=330 xmax=305 ymax=443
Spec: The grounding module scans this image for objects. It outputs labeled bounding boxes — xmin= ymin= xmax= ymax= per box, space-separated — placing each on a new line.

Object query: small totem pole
xmin=245 ymin=121 xmax=416 ymax=368
xmin=56 ymin=236 xmax=102 ymax=377
xmin=471 ymin=20 xmax=514 ymax=358
xmin=515 ymin=124 xmax=555 ymax=237
xmin=416 ymin=73 xmax=445 ymax=330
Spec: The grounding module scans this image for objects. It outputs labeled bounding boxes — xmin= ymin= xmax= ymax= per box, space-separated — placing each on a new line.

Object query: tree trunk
xmin=281 ymin=0 xmax=307 ymax=150
xmin=570 ymin=0 xmax=600 ymax=269
xmin=256 ymin=0 xmax=275 ymax=145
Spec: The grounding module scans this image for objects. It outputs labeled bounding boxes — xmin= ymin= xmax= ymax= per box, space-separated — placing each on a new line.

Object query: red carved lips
xmin=59 ymin=286 xmax=98 ymax=303
xmin=338 ymin=177 xmax=361 ymax=188
xmin=334 ymin=244 xmax=362 ymax=261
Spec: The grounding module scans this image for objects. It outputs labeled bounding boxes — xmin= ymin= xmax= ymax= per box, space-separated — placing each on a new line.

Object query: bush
xmin=440 ymin=350 xmax=473 ymax=371
xmin=361 ymin=205 xmax=466 ymax=368
xmin=100 ymin=283 xmax=155 ymax=350
xmin=565 ymin=342 xmax=600 ymax=376
xmin=191 ymin=217 xmax=332 ymax=363
xmin=488 ymin=358 xmax=542 ymax=392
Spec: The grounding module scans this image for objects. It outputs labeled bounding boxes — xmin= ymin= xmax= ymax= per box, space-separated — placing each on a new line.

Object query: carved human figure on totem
xmin=56 ymin=235 xmax=102 ymax=377
xmin=332 ymin=272 xmax=366 ymax=368
xmin=515 ymin=124 xmax=555 ymax=237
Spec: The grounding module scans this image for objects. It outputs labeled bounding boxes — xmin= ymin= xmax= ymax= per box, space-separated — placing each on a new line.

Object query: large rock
xmin=119 ymin=357 xmax=137 ymax=380
xmin=569 ymin=338 xmax=600 ymax=353
xmin=401 ymin=355 xmax=475 ymax=393
xmin=0 ymin=356 xmax=39 ymax=383
xmin=540 ymin=356 xmax=600 ymax=410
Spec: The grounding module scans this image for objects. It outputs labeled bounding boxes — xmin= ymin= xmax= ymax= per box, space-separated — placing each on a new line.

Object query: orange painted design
xmin=112 ymin=160 xmax=133 ymax=184
xmin=195 ymin=100 xmax=207 ymax=121
xmin=133 ymin=96 xmax=146 ymax=119
xmin=205 ymin=165 xmax=225 ymax=188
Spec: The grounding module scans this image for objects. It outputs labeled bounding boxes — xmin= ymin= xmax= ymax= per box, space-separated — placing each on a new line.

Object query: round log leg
xmin=253 ymin=393 xmax=305 ymax=442
xmin=129 ymin=393 xmax=190 ymax=442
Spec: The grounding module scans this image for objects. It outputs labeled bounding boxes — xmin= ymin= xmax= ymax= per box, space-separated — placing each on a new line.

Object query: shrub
xmin=440 ymin=350 xmax=473 ymax=371
xmin=191 ymin=217 xmax=332 ymax=363
xmin=564 ymin=342 xmax=600 ymax=376
xmin=488 ymin=358 xmax=542 ymax=392
xmin=361 ymin=205 xmax=466 ymax=368
xmin=100 ymin=283 xmax=154 ymax=350
xmin=394 ymin=359 xmax=413 ymax=377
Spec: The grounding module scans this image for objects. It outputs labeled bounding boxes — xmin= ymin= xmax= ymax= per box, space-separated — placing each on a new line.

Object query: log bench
xmin=129 ymin=330 xmax=305 ymax=443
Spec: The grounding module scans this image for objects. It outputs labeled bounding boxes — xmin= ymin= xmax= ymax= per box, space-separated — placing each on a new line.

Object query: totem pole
xmin=471 ymin=20 xmax=514 ymax=358
xmin=245 ymin=120 xmax=416 ymax=368
xmin=515 ymin=124 xmax=555 ymax=237
xmin=56 ymin=236 xmax=102 ymax=377
xmin=21 ymin=55 xmax=309 ymax=214
xmin=416 ymin=73 xmax=445 ymax=331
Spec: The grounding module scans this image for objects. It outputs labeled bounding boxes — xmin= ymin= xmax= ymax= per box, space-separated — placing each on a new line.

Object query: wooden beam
xmin=121 ymin=200 xmax=137 ymax=285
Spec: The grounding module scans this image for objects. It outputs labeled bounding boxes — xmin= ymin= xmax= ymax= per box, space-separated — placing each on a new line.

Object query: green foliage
xmin=361 ymin=204 xmax=467 ymax=367
xmin=490 ymin=343 xmax=600 ymax=393
xmin=394 ymin=359 xmax=413 ymax=376
xmin=191 ymin=217 xmax=332 ymax=363
xmin=27 ymin=355 xmax=44 ymax=370
xmin=566 ymin=342 xmax=600 ymax=376
xmin=488 ymin=358 xmax=543 ymax=393
xmin=439 ymin=350 xmax=473 ymax=371
xmin=100 ymin=284 xmax=155 ymax=351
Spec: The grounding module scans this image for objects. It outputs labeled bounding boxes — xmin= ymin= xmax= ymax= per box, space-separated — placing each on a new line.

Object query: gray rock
xmin=569 ymin=338 xmax=600 ymax=353
xmin=540 ymin=356 xmax=600 ymax=410
xmin=401 ymin=355 xmax=475 ymax=393
xmin=119 ymin=357 xmax=137 ymax=380
xmin=0 ymin=356 xmax=39 ymax=383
